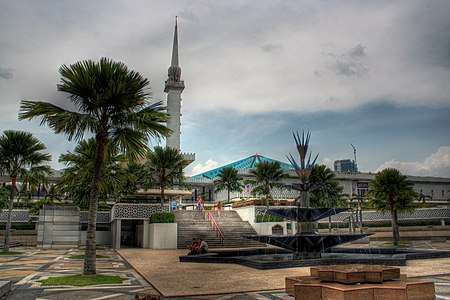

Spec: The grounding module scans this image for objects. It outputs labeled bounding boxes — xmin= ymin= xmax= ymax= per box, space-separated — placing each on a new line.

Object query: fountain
xmin=244 ymin=131 xmax=371 ymax=259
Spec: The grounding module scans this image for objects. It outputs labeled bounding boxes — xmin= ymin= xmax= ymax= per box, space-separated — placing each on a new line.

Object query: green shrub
xmin=29 ymin=199 xmax=53 ymax=215
xmin=256 ymin=214 xmax=284 ymax=223
xmin=150 ymin=212 xmax=175 ymax=223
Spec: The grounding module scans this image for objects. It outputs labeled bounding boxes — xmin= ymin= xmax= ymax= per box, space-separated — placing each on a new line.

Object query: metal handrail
xmin=198 ymin=201 xmax=224 ymax=245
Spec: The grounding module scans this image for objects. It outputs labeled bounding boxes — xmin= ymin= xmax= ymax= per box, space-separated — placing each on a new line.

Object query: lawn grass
xmin=382 ymin=241 xmax=412 ymax=248
xmin=0 ymin=251 xmax=21 ymax=255
xmin=39 ymin=274 xmax=123 ymax=287
xmin=68 ymin=254 xmax=109 ymax=259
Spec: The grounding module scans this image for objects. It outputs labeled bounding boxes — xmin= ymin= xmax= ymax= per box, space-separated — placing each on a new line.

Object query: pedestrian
xmin=199 ymin=238 xmax=208 ymax=254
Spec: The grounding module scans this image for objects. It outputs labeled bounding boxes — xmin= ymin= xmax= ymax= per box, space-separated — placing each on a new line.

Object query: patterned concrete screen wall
xmin=111 ymin=204 xmax=168 ymax=220
xmin=37 ymin=205 xmax=80 ymax=249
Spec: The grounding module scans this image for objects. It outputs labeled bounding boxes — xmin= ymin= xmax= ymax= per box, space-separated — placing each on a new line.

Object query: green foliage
xmin=69 ymin=255 xmax=109 ymax=259
xmin=0 ymin=186 xmax=9 ymax=210
xmin=0 ymin=224 xmax=35 ymax=230
xmin=367 ymin=168 xmax=418 ymax=245
xmin=256 ymin=214 xmax=284 ymax=222
xmin=0 ymin=130 xmax=52 ymax=251
xmin=367 ymin=168 xmax=417 ymax=213
xmin=0 ymin=251 xmax=21 ymax=255
xmin=56 ymin=138 xmax=132 ymax=209
xmin=309 ymin=164 xmax=347 ymax=208
xmin=97 ymin=202 xmax=112 ymax=211
xmin=29 ymin=199 xmax=54 ymax=215
xmin=139 ymin=146 xmax=187 ymax=206
xmin=214 ymin=167 xmax=244 ymax=201
xmin=38 ymin=274 xmax=123 ymax=287
xmin=247 ymin=161 xmax=288 ymax=207
xmin=150 ymin=212 xmax=175 ymax=223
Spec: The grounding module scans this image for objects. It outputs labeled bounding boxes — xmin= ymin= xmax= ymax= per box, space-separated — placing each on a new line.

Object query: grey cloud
xmin=349 ymin=44 xmax=365 ymax=57
xmin=327 ymin=44 xmax=369 ymax=77
xmin=261 ymin=43 xmax=283 ymax=54
xmin=0 ymin=67 xmax=14 ymax=79
xmin=178 ymin=9 xmax=199 ymax=22
xmin=334 ymin=60 xmax=368 ymax=77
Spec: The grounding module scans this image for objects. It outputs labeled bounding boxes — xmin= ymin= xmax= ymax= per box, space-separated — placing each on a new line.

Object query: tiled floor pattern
xmin=0 ymin=247 xmax=155 ymax=300
xmin=1 ymin=241 xmax=450 ymax=299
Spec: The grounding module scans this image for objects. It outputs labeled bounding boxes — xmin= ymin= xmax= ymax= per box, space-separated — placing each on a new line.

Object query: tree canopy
xmin=0 ymin=130 xmax=51 ymax=251
xmin=247 ymin=161 xmax=288 ymax=207
xmin=367 ymin=168 xmax=417 ymax=245
xmin=214 ymin=167 xmax=244 ymax=201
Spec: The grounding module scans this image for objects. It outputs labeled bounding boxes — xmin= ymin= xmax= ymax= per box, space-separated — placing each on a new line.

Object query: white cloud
xmin=376 ymin=146 xmax=450 ymax=177
xmin=321 ymin=157 xmax=334 ymax=170
xmin=190 ymin=159 xmax=219 ymax=176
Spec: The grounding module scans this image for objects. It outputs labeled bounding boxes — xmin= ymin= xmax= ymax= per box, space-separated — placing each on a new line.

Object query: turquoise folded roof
xmin=191 ymin=154 xmax=293 ymax=179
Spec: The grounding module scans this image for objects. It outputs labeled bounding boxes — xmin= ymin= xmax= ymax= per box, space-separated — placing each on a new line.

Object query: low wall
xmin=0 ymin=230 xmax=37 ymax=246
xmin=37 ymin=205 xmax=80 ymax=248
xmin=148 ymin=223 xmax=177 ymax=249
xmin=80 ymin=231 xmax=112 ymax=245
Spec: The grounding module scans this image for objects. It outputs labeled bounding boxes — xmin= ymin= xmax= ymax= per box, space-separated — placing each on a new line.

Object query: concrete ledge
xmin=0 ymin=280 xmax=11 ymax=298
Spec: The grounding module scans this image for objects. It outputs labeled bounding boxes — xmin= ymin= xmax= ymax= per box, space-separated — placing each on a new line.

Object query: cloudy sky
xmin=1 ymin=0 xmax=449 ymax=177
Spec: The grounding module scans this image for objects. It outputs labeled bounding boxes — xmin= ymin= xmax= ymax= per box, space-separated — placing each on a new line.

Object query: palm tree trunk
xmin=160 ymin=183 xmax=165 ymax=207
xmin=2 ymin=175 xmax=16 ymax=252
xmin=227 ymin=189 xmax=230 ymax=202
xmin=83 ymin=135 xmax=106 ymax=275
xmin=389 ymin=200 xmax=400 ymax=246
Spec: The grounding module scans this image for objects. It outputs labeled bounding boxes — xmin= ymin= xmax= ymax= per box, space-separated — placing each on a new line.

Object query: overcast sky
xmin=1 ymin=0 xmax=449 ymax=177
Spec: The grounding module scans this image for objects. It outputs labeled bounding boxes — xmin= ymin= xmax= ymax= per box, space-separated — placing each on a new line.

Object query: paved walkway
xmin=1 ymin=241 xmax=450 ymax=299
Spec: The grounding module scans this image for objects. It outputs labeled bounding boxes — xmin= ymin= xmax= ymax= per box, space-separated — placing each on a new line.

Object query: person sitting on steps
xmin=187 ymin=237 xmax=200 ymax=255
xmin=199 ymin=238 xmax=208 ymax=254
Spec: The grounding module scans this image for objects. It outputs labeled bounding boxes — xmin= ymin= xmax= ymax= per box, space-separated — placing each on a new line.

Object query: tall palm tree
xmin=214 ymin=167 xmax=244 ymax=202
xmin=0 ymin=130 xmax=51 ymax=252
xmin=19 ymin=58 xmax=170 ymax=275
xmin=140 ymin=146 xmax=187 ymax=206
xmin=367 ymin=168 xmax=417 ymax=245
xmin=57 ymin=138 xmax=131 ymax=209
xmin=247 ymin=161 xmax=288 ymax=208
xmin=309 ymin=164 xmax=346 ymax=208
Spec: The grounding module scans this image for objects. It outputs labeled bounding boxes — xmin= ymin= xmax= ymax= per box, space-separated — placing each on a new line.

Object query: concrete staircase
xmin=173 ymin=210 xmax=265 ymax=249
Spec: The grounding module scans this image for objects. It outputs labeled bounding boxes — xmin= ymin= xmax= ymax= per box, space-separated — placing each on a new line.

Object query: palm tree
xmin=367 ymin=168 xmax=417 ymax=245
xmin=0 ymin=130 xmax=51 ymax=252
xmin=309 ymin=164 xmax=346 ymax=208
xmin=308 ymin=164 xmax=346 ymax=232
xmin=140 ymin=146 xmax=187 ymax=206
xmin=214 ymin=167 xmax=244 ymax=202
xmin=19 ymin=58 xmax=170 ymax=275
xmin=57 ymin=138 xmax=131 ymax=209
xmin=247 ymin=161 xmax=288 ymax=208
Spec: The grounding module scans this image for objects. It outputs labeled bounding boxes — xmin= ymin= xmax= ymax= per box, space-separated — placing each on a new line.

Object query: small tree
xmin=309 ymin=164 xmax=346 ymax=208
xmin=140 ymin=146 xmax=187 ymax=206
xmin=247 ymin=161 xmax=288 ymax=208
xmin=367 ymin=168 xmax=417 ymax=245
xmin=0 ymin=130 xmax=51 ymax=252
xmin=214 ymin=167 xmax=244 ymax=202
xmin=57 ymin=138 xmax=131 ymax=208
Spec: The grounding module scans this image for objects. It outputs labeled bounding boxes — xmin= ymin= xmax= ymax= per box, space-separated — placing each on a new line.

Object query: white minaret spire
xmin=165 ymin=16 xmax=184 ymax=150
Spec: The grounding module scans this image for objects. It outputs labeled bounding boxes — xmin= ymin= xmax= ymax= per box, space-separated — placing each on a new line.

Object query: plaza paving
xmin=0 ymin=241 xmax=449 ymax=299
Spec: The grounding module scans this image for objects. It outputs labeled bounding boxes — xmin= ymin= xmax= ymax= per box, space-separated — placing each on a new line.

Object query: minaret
xmin=164 ymin=17 xmax=184 ymax=150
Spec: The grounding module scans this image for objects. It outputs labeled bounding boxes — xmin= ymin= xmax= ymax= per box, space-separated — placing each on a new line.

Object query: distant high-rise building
xmin=334 ymin=159 xmax=358 ymax=173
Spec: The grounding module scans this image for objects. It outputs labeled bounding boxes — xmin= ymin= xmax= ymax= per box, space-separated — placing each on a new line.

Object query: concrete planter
xmin=148 ymin=223 xmax=178 ymax=249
